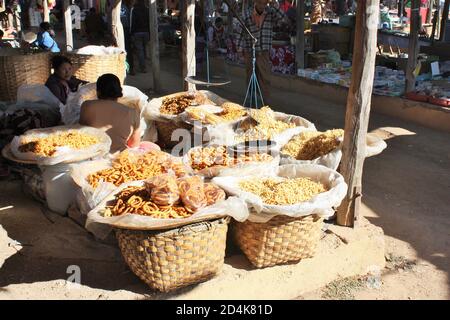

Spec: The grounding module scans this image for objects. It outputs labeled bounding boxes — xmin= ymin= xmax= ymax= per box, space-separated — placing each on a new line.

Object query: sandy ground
xmin=0 ymin=43 xmax=449 ymax=300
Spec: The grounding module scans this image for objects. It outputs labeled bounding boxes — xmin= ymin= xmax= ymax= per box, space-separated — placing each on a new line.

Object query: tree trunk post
xmin=149 ymin=0 xmax=161 ymax=92
xmin=111 ymin=0 xmax=125 ymax=50
xmin=336 ymin=0 xmax=379 ymax=227
xmin=405 ymin=0 xmax=420 ymax=93
xmin=64 ymin=0 xmax=73 ymax=51
xmin=182 ymin=0 xmax=196 ymax=91
xmin=43 ymin=0 xmax=50 ymax=23
xmin=296 ymin=0 xmax=305 ymax=69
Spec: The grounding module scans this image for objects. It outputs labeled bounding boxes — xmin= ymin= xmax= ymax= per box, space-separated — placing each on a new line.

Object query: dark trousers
xmin=124 ymin=31 xmax=135 ymax=72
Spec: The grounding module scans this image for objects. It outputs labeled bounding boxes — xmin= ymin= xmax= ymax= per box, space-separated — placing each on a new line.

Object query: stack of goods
xmin=185 ymin=102 xmax=247 ymax=125
xmin=104 ymin=175 xmax=225 ymax=218
xmin=18 ymin=131 xmax=99 ymax=157
xmin=87 ymin=149 xmax=189 ymax=188
xmin=187 ymin=145 xmax=274 ymax=172
xmin=408 ymin=81 xmax=450 ymax=107
xmin=235 ymin=107 xmax=296 ymax=142
xmin=281 ymin=129 xmax=344 ymax=160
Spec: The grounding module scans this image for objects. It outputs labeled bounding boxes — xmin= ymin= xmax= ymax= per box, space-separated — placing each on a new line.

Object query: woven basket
xmin=155 ymin=120 xmax=194 ymax=149
xmin=63 ymin=52 xmax=126 ymax=84
xmin=232 ymin=214 xmax=324 ymax=268
xmin=115 ymin=217 xmax=229 ymax=292
xmin=0 ymin=50 xmax=51 ymax=101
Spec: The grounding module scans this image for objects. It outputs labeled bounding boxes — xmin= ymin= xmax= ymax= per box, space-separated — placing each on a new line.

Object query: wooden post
xmin=182 ymin=0 xmax=196 ymax=91
xmin=111 ymin=0 xmax=125 ymax=50
xmin=149 ymin=0 xmax=161 ymax=92
xmin=430 ymin=7 xmax=439 ymax=42
xmin=439 ymin=0 xmax=450 ymax=41
xmin=43 ymin=0 xmax=50 ymax=22
xmin=64 ymin=0 xmax=73 ymax=51
xmin=405 ymin=0 xmax=420 ymax=93
xmin=296 ymin=0 xmax=305 ymax=69
xmin=336 ymin=0 xmax=379 ymax=227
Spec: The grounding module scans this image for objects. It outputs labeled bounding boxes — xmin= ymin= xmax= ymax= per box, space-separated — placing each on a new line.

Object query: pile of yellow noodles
xmin=18 ymin=131 xmax=99 ymax=157
xmin=281 ymin=129 xmax=344 ymax=160
xmin=239 ymin=177 xmax=327 ymax=205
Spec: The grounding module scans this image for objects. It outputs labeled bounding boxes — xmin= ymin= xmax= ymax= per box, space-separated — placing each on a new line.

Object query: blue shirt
xmin=35 ymin=31 xmax=60 ymax=53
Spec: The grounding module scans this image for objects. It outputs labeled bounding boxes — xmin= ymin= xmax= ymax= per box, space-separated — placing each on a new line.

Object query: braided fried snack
xmin=177 ymin=176 xmax=208 ymax=213
xmin=145 ymin=175 xmax=180 ymax=206
xmin=204 ymin=183 xmax=226 ymax=206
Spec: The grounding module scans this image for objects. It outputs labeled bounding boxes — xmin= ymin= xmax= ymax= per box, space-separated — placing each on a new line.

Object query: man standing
xmin=236 ymin=0 xmax=288 ymax=105
xmin=121 ymin=0 xmax=136 ymax=75
xmin=131 ymin=0 xmax=150 ymax=73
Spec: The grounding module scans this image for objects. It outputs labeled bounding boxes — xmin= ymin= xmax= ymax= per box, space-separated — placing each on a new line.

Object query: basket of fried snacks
xmin=233 ymin=106 xmax=316 ymax=147
xmin=280 ymin=130 xmax=387 ymax=170
xmin=183 ymin=144 xmax=280 ymax=178
xmin=70 ymin=149 xmax=191 ymax=216
xmin=86 ymin=175 xmax=248 ymax=292
xmin=144 ymin=91 xmax=212 ymax=148
xmin=10 ymin=125 xmax=111 ymax=166
xmin=213 ymin=164 xmax=347 ymax=268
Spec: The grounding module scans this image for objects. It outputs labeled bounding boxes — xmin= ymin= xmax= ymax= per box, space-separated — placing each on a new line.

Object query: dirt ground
xmin=0 ymin=44 xmax=449 ymax=300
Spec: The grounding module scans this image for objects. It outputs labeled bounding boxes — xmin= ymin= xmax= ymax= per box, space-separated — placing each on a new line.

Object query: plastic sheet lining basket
xmin=63 ymin=52 xmax=126 ymax=84
xmin=232 ymin=214 xmax=324 ymax=268
xmin=0 ymin=50 xmax=51 ymax=101
xmin=115 ymin=217 xmax=230 ymax=292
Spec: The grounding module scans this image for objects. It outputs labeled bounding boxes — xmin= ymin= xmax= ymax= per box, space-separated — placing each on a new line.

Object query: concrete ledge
xmin=212 ymin=57 xmax=450 ymax=133
xmin=159 ymin=217 xmax=385 ymax=300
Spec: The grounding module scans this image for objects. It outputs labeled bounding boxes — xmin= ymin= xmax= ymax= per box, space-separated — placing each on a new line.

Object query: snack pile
xmin=160 ymin=92 xmax=208 ymax=115
xmin=281 ymin=129 xmax=344 ymax=160
xmin=185 ymin=102 xmax=247 ymax=125
xmin=188 ymin=145 xmax=273 ymax=171
xmin=235 ymin=106 xmax=296 ymax=142
xmin=87 ymin=149 xmax=189 ymax=188
xmin=104 ymin=175 xmax=226 ymax=218
xmin=239 ymin=177 xmax=327 ymax=205
xmin=18 ymin=131 xmax=100 ymax=157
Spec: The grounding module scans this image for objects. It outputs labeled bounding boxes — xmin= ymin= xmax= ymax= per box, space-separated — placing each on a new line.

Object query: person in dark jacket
xmin=131 ymin=0 xmax=150 ymax=73
xmin=121 ymin=0 xmax=136 ymax=75
xmin=45 ymin=55 xmax=87 ymax=104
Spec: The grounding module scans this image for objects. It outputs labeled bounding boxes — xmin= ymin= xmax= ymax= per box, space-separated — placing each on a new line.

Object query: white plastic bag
xmin=70 ymin=158 xmax=117 ymax=215
xmin=17 ymin=84 xmax=63 ymax=110
xmin=86 ymin=180 xmax=249 ymax=239
xmin=183 ymin=144 xmax=280 ymax=178
xmin=212 ymin=164 xmax=348 ymax=222
xmin=75 ymin=45 xmax=125 ymax=55
xmin=365 ymin=133 xmax=387 ymax=158
xmin=10 ymin=125 xmax=112 ymax=166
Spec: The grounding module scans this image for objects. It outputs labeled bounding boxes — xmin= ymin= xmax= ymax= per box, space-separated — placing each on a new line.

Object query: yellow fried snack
xmin=188 ymin=145 xmax=273 ymax=171
xmin=87 ymin=149 xmax=189 ymax=188
xmin=235 ymin=106 xmax=295 ymax=142
xmin=239 ymin=177 xmax=327 ymax=205
xmin=160 ymin=92 xmax=208 ymax=115
xmin=18 ymin=131 xmax=100 ymax=157
xmin=281 ymin=129 xmax=344 ymax=160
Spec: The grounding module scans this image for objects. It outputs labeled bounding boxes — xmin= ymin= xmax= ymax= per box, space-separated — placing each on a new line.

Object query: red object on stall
xmin=404 ymin=7 xmax=428 ymax=25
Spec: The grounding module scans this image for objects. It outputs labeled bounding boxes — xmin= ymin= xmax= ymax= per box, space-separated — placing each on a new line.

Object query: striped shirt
xmin=236 ymin=6 xmax=286 ymax=53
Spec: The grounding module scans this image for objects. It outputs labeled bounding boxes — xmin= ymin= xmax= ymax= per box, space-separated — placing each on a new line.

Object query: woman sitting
xmin=79 ymin=74 xmax=141 ymax=153
xmin=33 ymin=22 xmax=60 ymax=53
xmin=45 ymin=55 xmax=87 ymax=104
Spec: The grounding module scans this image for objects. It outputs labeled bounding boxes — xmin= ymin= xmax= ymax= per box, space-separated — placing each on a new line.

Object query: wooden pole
xmin=149 ymin=0 xmax=161 ymax=92
xmin=296 ymin=0 xmax=305 ymax=69
xmin=336 ymin=0 xmax=379 ymax=227
xmin=163 ymin=0 xmax=168 ymax=13
xmin=111 ymin=0 xmax=125 ymax=50
xmin=439 ymin=0 xmax=450 ymax=41
xmin=64 ymin=0 xmax=73 ymax=51
xmin=182 ymin=0 xmax=196 ymax=91
xmin=43 ymin=0 xmax=50 ymax=22
xmin=405 ymin=0 xmax=420 ymax=93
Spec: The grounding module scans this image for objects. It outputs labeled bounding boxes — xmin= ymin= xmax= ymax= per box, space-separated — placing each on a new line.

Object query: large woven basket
xmin=0 ymin=50 xmax=51 ymax=101
xmin=232 ymin=214 xmax=324 ymax=268
xmin=155 ymin=120 xmax=194 ymax=149
xmin=63 ymin=52 xmax=126 ymax=84
xmin=115 ymin=217 xmax=229 ymax=292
